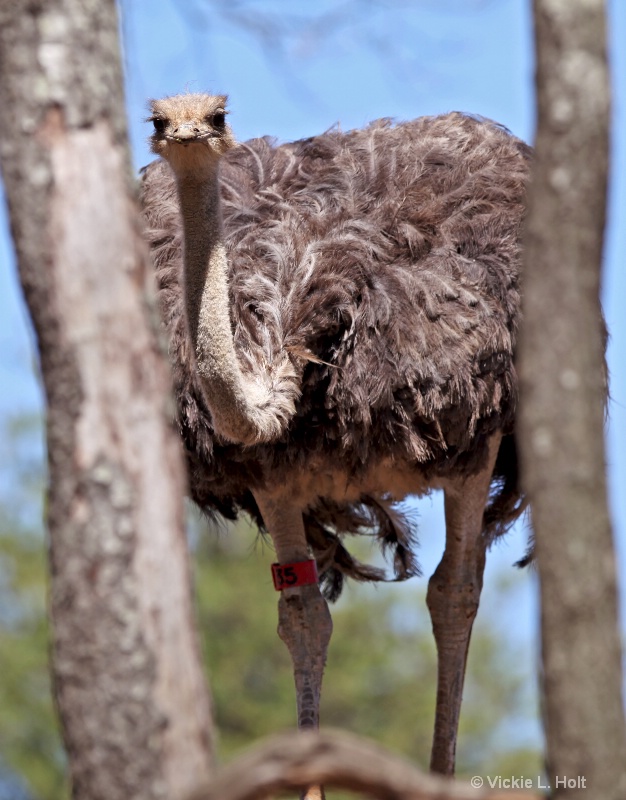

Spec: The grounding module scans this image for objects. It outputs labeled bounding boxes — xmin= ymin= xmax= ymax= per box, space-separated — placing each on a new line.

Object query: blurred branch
xmin=187 ymin=729 xmax=540 ymax=800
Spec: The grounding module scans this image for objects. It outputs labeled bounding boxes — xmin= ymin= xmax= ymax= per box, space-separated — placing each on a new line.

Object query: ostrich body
xmin=141 ymin=93 xmax=530 ymax=778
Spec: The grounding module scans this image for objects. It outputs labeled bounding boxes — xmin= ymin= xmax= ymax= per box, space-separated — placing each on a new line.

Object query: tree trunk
xmin=519 ymin=1 xmax=626 ymax=798
xmin=0 ymin=2 xmax=215 ymax=799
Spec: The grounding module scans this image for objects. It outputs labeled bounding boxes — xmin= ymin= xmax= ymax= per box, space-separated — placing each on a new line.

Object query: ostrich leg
xmin=254 ymin=491 xmax=332 ymax=800
xmin=426 ymin=432 xmax=502 ymax=775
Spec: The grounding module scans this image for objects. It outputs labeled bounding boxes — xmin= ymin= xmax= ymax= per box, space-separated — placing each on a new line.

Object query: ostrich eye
xmin=152 ymin=118 xmax=166 ymax=134
xmin=212 ymin=111 xmax=226 ymax=130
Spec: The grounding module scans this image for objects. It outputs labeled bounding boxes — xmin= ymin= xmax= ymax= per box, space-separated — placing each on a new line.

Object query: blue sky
xmin=0 ymin=0 xmax=624 ymax=754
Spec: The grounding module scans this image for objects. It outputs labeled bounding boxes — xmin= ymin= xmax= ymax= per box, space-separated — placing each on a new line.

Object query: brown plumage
xmin=140 ymin=94 xmax=531 ymax=782
xmin=141 ymin=112 xmax=529 ymax=586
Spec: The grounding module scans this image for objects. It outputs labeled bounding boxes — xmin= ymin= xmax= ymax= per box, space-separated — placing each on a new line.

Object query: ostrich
xmin=140 ymin=92 xmax=530 ymax=779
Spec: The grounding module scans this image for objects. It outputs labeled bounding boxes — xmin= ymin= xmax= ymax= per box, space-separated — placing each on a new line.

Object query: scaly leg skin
xmin=426 ymin=432 xmax=502 ymax=776
xmin=254 ymin=491 xmax=332 ymax=800
xmin=278 ymin=584 xmax=333 ymax=731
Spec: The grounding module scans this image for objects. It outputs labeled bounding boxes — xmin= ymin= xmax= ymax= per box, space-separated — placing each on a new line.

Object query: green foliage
xmin=0 ymin=419 xmax=540 ymax=798
xmin=0 ymin=418 xmax=69 ymax=800
xmin=194 ymin=513 xmax=541 ymax=778
xmin=0 ymin=537 xmax=67 ymax=800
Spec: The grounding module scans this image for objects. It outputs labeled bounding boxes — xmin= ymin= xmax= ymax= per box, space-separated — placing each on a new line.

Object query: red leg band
xmin=271 ymin=559 xmax=319 ymax=591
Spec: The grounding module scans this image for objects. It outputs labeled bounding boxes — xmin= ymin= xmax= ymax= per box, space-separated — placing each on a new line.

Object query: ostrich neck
xmin=177 ymin=174 xmax=225 ymax=353
xmin=176 ymin=171 xmax=271 ymax=444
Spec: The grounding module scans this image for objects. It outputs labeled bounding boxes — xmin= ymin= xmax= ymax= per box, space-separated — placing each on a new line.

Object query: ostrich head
xmin=148 ymin=93 xmax=236 ymax=175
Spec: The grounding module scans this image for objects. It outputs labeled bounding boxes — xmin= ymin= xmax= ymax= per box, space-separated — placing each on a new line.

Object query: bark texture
xmin=519 ymin=1 xmax=626 ymax=797
xmin=0 ymin=2 xmax=214 ymax=798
